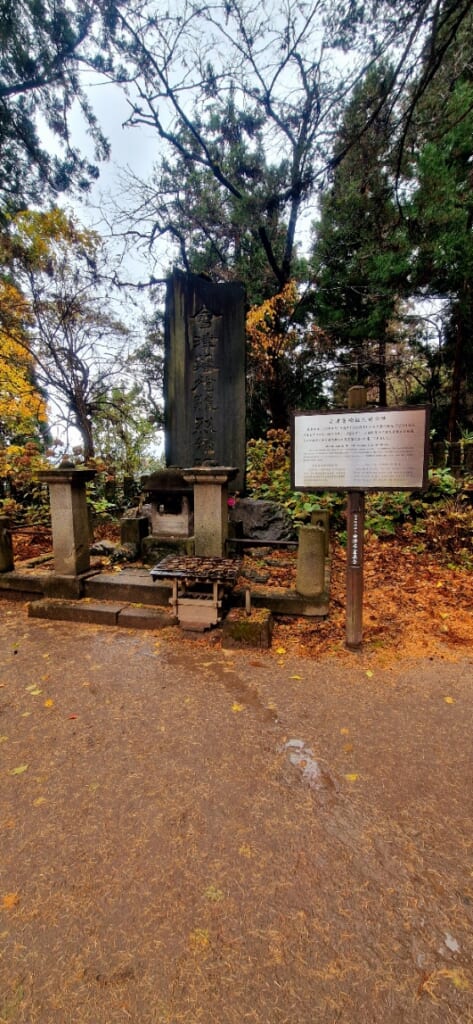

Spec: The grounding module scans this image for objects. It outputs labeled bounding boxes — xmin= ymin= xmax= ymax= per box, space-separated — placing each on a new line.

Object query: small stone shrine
xmin=141 ymin=468 xmax=194 ymax=538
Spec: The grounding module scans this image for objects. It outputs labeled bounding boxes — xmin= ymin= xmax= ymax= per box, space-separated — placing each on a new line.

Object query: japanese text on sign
xmin=292 ymin=407 xmax=429 ymax=491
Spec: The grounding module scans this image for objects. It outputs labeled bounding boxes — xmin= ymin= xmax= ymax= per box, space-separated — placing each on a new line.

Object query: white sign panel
xmin=292 ymin=407 xmax=429 ymax=491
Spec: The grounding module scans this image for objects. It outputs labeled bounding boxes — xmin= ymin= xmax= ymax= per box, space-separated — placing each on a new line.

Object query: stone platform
xmin=0 ymin=562 xmax=330 ymax=629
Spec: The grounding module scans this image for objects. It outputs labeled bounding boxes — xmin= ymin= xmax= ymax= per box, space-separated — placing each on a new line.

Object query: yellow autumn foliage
xmin=246 ymin=281 xmax=326 ymax=386
xmin=0 ymin=279 xmax=47 ymax=436
xmin=246 ymin=281 xmax=300 ymax=369
xmin=1 ymin=208 xmax=98 ymax=270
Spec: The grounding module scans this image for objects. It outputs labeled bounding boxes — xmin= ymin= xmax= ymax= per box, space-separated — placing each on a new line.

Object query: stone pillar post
xmin=296 ymin=525 xmax=326 ymax=597
xmin=0 ymin=517 xmax=14 ymax=573
xmin=182 ymin=467 xmax=238 ymax=557
xmin=38 ymin=468 xmax=96 ymax=576
xmin=310 ymin=509 xmax=330 ymax=555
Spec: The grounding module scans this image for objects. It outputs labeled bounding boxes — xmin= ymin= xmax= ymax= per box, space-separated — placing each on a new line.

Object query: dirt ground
xmin=0 ymin=590 xmax=472 ymax=1023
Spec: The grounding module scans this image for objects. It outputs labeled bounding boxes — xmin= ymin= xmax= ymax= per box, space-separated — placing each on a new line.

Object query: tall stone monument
xmin=164 ymin=270 xmax=246 ymax=492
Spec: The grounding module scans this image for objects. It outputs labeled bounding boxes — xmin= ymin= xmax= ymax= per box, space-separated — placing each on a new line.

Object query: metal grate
xmin=150 ymin=554 xmax=242 ymax=585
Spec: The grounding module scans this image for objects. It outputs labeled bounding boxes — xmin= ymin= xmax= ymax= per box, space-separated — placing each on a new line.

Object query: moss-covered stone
xmin=222 ymin=607 xmax=273 ymax=649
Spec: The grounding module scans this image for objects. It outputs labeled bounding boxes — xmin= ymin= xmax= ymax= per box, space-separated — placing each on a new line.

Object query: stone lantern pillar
xmin=182 ymin=466 xmax=238 ymax=557
xmin=38 ymin=468 xmax=96 ymax=576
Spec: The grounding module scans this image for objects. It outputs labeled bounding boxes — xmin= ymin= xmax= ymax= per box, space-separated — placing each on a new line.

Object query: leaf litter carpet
xmin=1 ymin=535 xmax=473 ymax=1022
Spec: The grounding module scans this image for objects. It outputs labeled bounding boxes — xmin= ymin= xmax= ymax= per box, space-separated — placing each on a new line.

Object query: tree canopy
xmin=2 ymin=0 xmax=473 ymax=466
xmin=105 ymin=0 xmax=473 ymax=295
xmin=0 ymin=0 xmax=123 ymax=211
xmin=0 ymin=209 xmax=134 ymax=460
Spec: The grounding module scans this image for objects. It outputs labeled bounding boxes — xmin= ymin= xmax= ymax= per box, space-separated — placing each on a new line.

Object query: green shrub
xmin=246 ymin=432 xmax=469 ymax=554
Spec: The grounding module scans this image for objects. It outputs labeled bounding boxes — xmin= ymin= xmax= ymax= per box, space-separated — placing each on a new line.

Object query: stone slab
xmin=28 ymin=599 xmax=123 ymax=625
xmin=84 ymin=571 xmax=172 ymax=607
xmin=233 ymin=587 xmax=329 ymax=618
xmin=0 ymin=572 xmax=44 ymax=598
xmin=222 ymin=607 xmax=273 ymax=649
xmin=0 ymin=588 xmax=41 ymax=603
xmin=117 ymin=606 xmax=178 ymax=630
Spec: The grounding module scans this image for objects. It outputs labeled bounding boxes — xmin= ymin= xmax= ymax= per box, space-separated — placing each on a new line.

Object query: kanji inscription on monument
xmin=292 ymin=406 xmax=429 ymax=491
xmin=191 ymin=305 xmax=221 ymax=464
xmin=164 ymin=270 xmax=246 ymax=492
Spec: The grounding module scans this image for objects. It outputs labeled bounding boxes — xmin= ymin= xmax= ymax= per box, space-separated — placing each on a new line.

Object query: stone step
xmin=1 ymin=567 xmax=329 ymax=619
xmin=28 ymin=598 xmax=178 ymax=631
xmin=84 ymin=569 xmax=171 ymax=606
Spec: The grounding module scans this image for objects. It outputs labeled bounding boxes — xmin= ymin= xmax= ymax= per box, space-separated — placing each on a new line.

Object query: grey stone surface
xmin=110 ymin=542 xmax=141 ymax=563
xmin=229 ymin=499 xmax=296 ymax=543
xmin=84 ymin=570 xmax=172 ymax=607
xmin=28 ymin=599 xmax=123 ymax=625
xmin=296 ymin=524 xmax=326 ymax=597
xmin=38 ymin=469 xmax=94 ymax=575
xmin=117 ymin=606 xmax=178 ymax=629
xmin=120 ymin=516 xmax=149 ymax=546
xmin=233 ymin=586 xmax=328 ymax=617
xmin=90 ymin=539 xmax=117 ymax=556
xmin=183 ymin=466 xmax=237 ymax=557
xmin=164 ymin=270 xmax=246 ymax=492
xmin=0 ymin=572 xmax=44 ymax=598
xmin=0 ymin=564 xmax=330 ymax=619
xmin=42 ymin=574 xmax=87 ymax=599
xmin=141 ymin=535 xmax=194 ymax=563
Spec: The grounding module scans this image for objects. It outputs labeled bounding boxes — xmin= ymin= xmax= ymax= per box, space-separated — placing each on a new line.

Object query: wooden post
xmin=346 ymin=386 xmax=367 ymax=649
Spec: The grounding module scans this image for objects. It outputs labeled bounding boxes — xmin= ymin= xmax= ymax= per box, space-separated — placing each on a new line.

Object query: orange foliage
xmin=246 ymin=281 xmax=326 ymax=382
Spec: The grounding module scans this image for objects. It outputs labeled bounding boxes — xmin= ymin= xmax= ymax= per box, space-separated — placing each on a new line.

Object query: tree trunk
xmin=378 ymin=337 xmax=387 ymax=407
xmin=446 ymin=286 xmax=471 ymax=442
xmin=72 ymin=407 xmax=95 ymax=462
xmin=447 ymin=316 xmax=463 ymax=441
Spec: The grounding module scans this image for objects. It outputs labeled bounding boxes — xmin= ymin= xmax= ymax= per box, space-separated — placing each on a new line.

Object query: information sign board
xmin=292 ymin=406 xmax=429 ymax=491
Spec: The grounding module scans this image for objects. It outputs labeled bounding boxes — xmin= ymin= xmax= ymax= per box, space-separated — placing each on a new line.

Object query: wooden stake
xmin=346 ymin=386 xmax=367 ymax=649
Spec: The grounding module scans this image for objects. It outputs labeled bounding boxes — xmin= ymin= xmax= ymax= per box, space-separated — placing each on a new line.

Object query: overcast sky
xmin=66 ymin=75 xmax=156 ymax=226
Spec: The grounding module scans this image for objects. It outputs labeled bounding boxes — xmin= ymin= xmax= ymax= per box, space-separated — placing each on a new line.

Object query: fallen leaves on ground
xmin=9 ymin=525 xmax=473 ymax=665
xmin=242 ymin=538 xmax=473 ymax=664
xmin=1 ymin=892 xmax=20 ymax=911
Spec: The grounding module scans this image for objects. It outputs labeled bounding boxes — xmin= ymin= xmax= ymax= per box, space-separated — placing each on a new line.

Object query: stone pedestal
xmin=38 ymin=469 xmax=96 ymax=576
xmin=0 ymin=517 xmax=14 ymax=573
xmin=182 ymin=467 xmax=238 ymax=557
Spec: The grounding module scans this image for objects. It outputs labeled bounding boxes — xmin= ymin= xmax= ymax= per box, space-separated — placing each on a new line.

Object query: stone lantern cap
xmin=141 ymin=468 xmax=193 ymax=496
xmin=37 ymin=468 xmax=96 ymax=487
xmin=182 ymin=466 xmax=238 ymax=485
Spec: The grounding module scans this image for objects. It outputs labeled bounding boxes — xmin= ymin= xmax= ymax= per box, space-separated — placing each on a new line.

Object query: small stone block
xmin=222 ymin=607 xmax=273 ymax=649
xmin=28 ymin=599 xmax=123 ymax=625
xmin=117 ymin=606 xmax=178 ymax=629
xmin=120 ymin=516 xmax=149 ymax=546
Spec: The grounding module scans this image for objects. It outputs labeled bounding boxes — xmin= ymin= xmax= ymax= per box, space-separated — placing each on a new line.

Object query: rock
xmin=240 ymin=568 xmax=270 ymax=584
xmin=90 ymin=539 xmax=117 ymax=556
xmin=110 ymin=542 xmax=140 ymax=563
xmin=229 ymin=499 xmax=296 ymax=543
xmin=222 ymin=607 xmax=273 ymax=649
